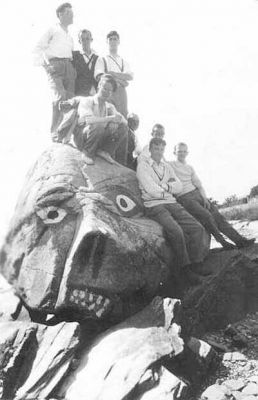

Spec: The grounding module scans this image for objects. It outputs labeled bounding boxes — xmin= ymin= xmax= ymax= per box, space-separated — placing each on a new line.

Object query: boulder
xmin=58 ymin=297 xmax=184 ymax=400
xmin=0 ymin=320 xmax=80 ymax=400
xmin=182 ymin=250 xmax=258 ymax=336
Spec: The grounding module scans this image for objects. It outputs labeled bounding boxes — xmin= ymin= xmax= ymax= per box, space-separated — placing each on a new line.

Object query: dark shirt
xmin=72 ymin=51 xmax=98 ymax=96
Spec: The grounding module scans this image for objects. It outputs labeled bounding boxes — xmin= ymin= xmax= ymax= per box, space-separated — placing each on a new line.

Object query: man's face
xmin=128 ymin=118 xmax=139 ymax=131
xmin=98 ymin=81 xmax=114 ymax=101
xmin=80 ymin=32 xmax=92 ymax=51
xmin=175 ymin=145 xmax=188 ymax=163
xmin=107 ymin=35 xmax=120 ymax=52
xmin=59 ymin=7 xmax=73 ymax=25
xmin=150 ymin=144 xmax=165 ymax=164
xmin=152 ymin=127 xmax=165 ymax=139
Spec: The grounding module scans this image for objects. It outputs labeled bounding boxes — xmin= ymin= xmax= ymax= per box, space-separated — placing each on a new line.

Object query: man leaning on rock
xmin=33 ymin=3 xmax=76 ymax=141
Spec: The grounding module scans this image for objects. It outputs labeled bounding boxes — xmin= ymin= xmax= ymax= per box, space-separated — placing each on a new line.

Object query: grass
xmin=220 ymin=199 xmax=258 ymax=221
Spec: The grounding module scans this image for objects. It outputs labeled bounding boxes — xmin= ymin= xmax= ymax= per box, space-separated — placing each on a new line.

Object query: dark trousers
xmin=177 ymin=189 xmax=244 ymax=245
xmin=74 ymin=122 xmax=127 ymax=161
xmin=45 ymin=59 xmax=76 ymax=139
xmin=145 ymin=203 xmax=209 ymax=273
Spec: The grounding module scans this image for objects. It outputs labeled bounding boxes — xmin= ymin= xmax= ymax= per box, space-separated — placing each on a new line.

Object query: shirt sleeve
xmin=33 ymin=28 xmax=54 ymax=66
xmin=167 ymin=165 xmax=183 ymax=194
xmin=94 ymin=56 xmax=105 ymax=79
xmin=123 ymin=59 xmax=134 ymax=79
xmin=191 ymin=166 xmax=203 ymax=189
xmin=136 ymin=161 xmax=165 ymax=199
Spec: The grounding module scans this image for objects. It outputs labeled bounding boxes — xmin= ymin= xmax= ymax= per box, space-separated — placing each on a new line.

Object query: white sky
xmin=1 ymin=0 xmax=258 ymax=237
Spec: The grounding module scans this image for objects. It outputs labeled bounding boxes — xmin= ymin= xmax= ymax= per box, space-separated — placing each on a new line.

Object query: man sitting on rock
xmin=59 ymin=74 xmax=127 ymax=165
xmin=137 ymin=137 xmax=210 ymax=286
xmin=137 ymin=123 xmax=166 ymax=164
xmin=171 ymin=142 xmax=255 ymax=249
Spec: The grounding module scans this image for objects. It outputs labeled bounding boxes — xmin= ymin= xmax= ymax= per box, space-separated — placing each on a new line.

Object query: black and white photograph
xmin=0 ymin=1 xmax=258 ymax=399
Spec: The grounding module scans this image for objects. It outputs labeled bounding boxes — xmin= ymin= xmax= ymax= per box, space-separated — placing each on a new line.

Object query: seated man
xmin=136 ymin=137 xmax=210 ymax=287
xmin=171 ymin=142 xmax=255 ymax=249
xmin=59 ymin=74 xmax=128 ymax=165
xmin=127 ymin=113 xmax=140 ymax=170
xmin=137 ymin=123 xmax=166 ymax=164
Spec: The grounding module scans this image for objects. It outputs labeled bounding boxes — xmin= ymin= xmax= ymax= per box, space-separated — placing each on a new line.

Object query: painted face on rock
xmin=0 ymin=144 xmax=172 ymax=320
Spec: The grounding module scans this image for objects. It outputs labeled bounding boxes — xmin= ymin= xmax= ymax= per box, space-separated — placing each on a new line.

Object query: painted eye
xmin=36 ymin=206 xmax=67 ymax=224
xmin=116 ymin=195 xmax=136 ymax=212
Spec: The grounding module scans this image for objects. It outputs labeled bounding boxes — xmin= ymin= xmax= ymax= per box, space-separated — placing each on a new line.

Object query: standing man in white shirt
xmin=95 ymin=31 xmax=133 ymax=165
xmin=171 ymin=142 xmax=255 ymax=249
xmin=33 ymin=3 xmax=76 ymax=141
xmin=137 ymin=138 xmax=210 ymax=288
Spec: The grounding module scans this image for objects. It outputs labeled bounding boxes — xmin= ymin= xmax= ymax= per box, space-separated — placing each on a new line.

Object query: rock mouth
xmin=67 ymin=286 xmax=117 ymax=319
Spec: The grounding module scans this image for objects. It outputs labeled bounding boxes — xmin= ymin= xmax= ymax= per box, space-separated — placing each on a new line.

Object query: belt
xmin=49 ymin=57 xmax=72 ymax=61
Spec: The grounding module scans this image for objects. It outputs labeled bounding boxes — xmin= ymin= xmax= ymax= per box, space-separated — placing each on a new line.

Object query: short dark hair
xmin=149 ymin=137 xmax=166 ymax=150
xmin=107 ymin=30 xmax=120 ymax=40
xmin=99 ymin=74 xmax=118 ymax=92
xmin=56 ymin=3 xmax=72 ymax=17
xmin=152 ymin=123 xmax=164 ymax=132
xmin=78 ymin=29 xmax=92 ymax=42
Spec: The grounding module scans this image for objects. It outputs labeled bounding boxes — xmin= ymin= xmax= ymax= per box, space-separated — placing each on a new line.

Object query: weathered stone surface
xmin=59 ymin=297 xmax=184 ymax=400
xmin=201 ymin=383 xmax=230 ymax=400
xmin=0 ymin=321 xmax=38 ymax=399
xmin=132 ymin=366 xmax=189 ymax=400
xmin=15 ymin=321 xmax=80 ymax=400
xmin=241 ymin=382 xmax=258 ymax=395
xmin=223 ymin=352 xmax=247 ymax=363
xmin=164 ymin=337 xmax=220 ymax=387
xmin=0 ymin=273 xmax=21 ymax=320
xmin=222 ymin=378 xmax=245 ymax=391
xmin=0 ymin=144 xmax=188 ymax=320
xmin=183 ymin=250 xmax=258 ymax=336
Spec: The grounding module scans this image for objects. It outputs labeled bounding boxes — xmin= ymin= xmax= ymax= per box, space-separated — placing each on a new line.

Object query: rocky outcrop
xmin=182 ymin=248 xmax=258 ymax=336
xmin=0 ymin=318 xmax=80 ymax=400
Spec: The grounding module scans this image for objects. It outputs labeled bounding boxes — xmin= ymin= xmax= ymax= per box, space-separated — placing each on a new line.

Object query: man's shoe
xmin=83 ymin=152 xmax=94 ymax=165
xmin=96 ymin=150 xmax=115 ymax=164
xmin=236 ymin=237 xmax=256 ymax=248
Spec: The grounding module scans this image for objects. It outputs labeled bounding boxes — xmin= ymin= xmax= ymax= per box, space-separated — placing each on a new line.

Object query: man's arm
xmin=33 ymin=28 xmax=54 ymax=67
xmin=137 ymin=162 xmax=166 ymax=199
xmin=162 ymin=165 xmax=183 ymax=194
xmin=191 ymin=167 xmax=210 ymax=208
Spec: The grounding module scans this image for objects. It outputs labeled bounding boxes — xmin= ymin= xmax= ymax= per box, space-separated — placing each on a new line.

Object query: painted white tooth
xmin=89 ymin=294 xmax=93 ymax=302
xmin=73 ymin=289 xmax=79 ymax=297
xmin=74 ymin=299 xmax=79 ymax=304
xmin=79 ymin=291 xmax=85 ymax=299
xmin=88 ymin=304 xmax=95 ymax=311
xmin=96 ymin=308 xmax=105 ymax=318
xmin=81 ymin=301 xmax=86 ymax=306
xmin=96 ymin=295 xmax=103 ymax=305
xmin=103 ymin=298 xmax=110 ymax=307
xmin=70 ymin=295 xmax=75 ymax=302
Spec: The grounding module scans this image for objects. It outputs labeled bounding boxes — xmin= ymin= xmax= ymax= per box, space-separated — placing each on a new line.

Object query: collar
xmin=147 ymin=157 xmax=166 ymax=167
xmin=92 ymin=95 xmax=110 ymax=107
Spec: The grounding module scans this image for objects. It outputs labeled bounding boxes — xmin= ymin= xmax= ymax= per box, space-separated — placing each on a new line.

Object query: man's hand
xmin=107 ymin=121 xmax=119 ymax=133
xmin=202 ymin=196 xmax=211 ymax=209
xmin=43 ymin=63 xmax=55 ymax=74
xmin=112 ymin=114 xmax=122 ymax=124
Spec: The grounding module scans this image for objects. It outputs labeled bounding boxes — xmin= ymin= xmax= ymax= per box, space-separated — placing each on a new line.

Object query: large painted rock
xmin=0 ymin=144 xmax=176 ymax=320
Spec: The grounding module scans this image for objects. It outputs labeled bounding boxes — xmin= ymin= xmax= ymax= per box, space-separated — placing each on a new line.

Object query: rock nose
xmin=73 ymin=231 xmax=108 ymax=279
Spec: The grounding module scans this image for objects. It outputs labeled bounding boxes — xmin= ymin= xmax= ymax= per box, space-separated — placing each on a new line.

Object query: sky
xmin=1 ymin=0 xmax=258 ymax=238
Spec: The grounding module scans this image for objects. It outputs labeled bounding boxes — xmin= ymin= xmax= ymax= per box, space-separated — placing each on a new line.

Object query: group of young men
xmin=137 ymin=134 xmax=255 ymax=289
xmin=34 ymin=2 xmax=255 ymax=291
xmin=34 ymin=2 xmax=133 ymax=165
